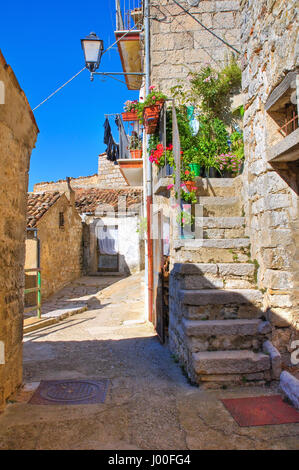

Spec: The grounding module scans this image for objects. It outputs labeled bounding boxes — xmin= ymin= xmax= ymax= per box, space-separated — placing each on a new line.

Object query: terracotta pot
xmin=130 ymin=149 xmax=142 ymax=159
xmin=122 ymin=110 xmax=138 ymax=121
xmin=143 ymin=100 xmax=165 ymax=134
xmin=184 ymin=180 xmax=195 ymax=192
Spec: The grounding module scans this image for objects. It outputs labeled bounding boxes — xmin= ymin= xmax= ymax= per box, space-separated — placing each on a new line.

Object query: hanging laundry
xmin=103 ymin=117 xmax=119 ymax=162
xmin=115 ymin=114 xmax=130 ymax=159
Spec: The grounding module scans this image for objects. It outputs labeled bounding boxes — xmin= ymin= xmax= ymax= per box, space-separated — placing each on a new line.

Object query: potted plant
xmin=122 ymin=100 xmax=139 ymax=121
xmin=180 ymin=168 xmax=196 ymax=192
xmin=176 ymin=208 xmax=195 ymax=239
xmin=140 ymin=86 xmax=168 ymax=134
xmin=215 ymin=152 xmax=243 ymax=177
xmin=129 ymin=132 xmax=142 ymax=159
xmin=183 ymin=148 xmax=204 ymax=176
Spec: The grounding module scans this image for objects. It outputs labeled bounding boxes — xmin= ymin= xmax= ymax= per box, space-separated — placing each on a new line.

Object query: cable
xmin=165 ymin=0 xmax=240 ymax=55
xmin=32 ymin=20 xmax=142 ymax=112
xmin=32 ymin=67 xmax=86 ymax=111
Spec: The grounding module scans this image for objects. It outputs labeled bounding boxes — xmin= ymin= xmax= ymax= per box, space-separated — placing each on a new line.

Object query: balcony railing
xmin=115 ymin=0 xmax=143 ymax=31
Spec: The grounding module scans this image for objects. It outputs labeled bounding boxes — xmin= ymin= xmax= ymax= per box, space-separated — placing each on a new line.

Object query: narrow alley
xmin=0 ymin=273 xmax=298 ymax=450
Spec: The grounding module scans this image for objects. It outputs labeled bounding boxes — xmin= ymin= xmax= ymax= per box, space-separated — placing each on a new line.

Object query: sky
xmin=0 ymin=0 xmax=140 ymax=190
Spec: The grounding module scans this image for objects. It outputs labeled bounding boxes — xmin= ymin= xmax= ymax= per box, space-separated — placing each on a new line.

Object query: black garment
xmin=103 ymin=117 xmax=119 ymax=162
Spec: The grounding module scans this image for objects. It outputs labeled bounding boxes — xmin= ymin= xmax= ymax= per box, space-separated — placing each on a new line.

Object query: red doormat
xmin=221 ymin=395 xmax=299 ymax=427
xmin=29 ymin=379 xmax=109 ymax=405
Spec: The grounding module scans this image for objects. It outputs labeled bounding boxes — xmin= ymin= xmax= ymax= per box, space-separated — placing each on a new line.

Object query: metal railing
xmin=24 ymin=268 xmax=42 ymax=319
xmin=157 ymin=102 xmax=174 ymax=180
xmin=115 ymin=0 xmax=143 ymax=31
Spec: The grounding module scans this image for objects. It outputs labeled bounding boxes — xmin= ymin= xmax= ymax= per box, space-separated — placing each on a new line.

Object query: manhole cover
xmin=29 ymin=380 xmax=109 ymax=405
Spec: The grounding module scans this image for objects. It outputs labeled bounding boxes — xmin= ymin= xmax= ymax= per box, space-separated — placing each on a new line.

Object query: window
xmin=59 ymin=212 xmax=65 ymax=228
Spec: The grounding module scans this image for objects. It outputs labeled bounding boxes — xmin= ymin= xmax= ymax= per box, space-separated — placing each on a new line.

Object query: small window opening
xmin=277 ymin=103 xmax=298 ymax=138
xmin=59 ymin=212 xmax=65 ymax=228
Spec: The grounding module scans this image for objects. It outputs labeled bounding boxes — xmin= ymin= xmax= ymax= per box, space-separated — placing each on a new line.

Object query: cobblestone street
xmin=0 ymin=273 xmax=298 ymax=450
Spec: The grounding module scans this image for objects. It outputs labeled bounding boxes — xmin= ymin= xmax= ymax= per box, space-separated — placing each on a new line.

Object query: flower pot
xmin=143 ymin=101 xmax=164 ymax=134
xmin=189 ymin=163 xmax=201 ymax=176
xmin=130 ymin=149 xmax=142 ymax=159
xmin=184 ymin=180 xmax=195 ymax=192
xmin=204 ymin=167 xmax=220 ymax=178
xmin=122 ymin=110 xmax=138 ymax=122
xmin=221 ymin=170 xmax=234 ymax=178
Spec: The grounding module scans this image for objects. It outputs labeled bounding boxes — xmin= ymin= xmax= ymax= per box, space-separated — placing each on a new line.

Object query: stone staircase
xmin=169 ymin=178 xmax=272 ymax=388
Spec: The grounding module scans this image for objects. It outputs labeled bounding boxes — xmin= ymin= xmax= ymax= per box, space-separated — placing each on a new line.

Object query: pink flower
xmin=167 ymin=184 xmax=174 ymax=190
xmin=149 ymin=85 xmax=155 ymax=91
xmin=152 ymin=95 xmax=156 ymax=100
xmin=182 ymin=218 xmax=186 ymax=224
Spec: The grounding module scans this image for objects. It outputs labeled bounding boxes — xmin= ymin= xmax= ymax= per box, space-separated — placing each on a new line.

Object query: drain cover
xmin=29 ymin=380 xmax=109 ymax=405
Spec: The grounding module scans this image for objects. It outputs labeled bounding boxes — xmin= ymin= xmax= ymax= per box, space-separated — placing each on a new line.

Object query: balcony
xmin=266 ymin=71 xmax=299 ymax=163
xmin=115 ymin=1 xmax=143 ymax=90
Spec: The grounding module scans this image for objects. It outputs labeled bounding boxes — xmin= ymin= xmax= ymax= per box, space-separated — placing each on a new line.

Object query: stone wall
xmin=150 ymin=0 xmax=241 ymax=94
xmin=34 ymin=154 xmax=128 ymax=193
xmin=0 ymin=50 xmax=39 ymax=409
xmin=33 ymin=195 xmax=82 ymax=300
xmin=34 ymin=174 xmax=99 ymax=192
xmin=240 ymin=0 xmax=299 ymax=365
xmin=97 ymin=154 xmax=128 ymax=188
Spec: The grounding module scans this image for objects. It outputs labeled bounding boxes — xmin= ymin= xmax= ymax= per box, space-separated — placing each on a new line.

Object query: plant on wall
xmin=189 ymin=56 xmax=242 ymax=119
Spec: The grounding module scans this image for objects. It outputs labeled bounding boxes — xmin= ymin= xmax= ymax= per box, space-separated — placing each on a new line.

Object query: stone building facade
xmin=26 ymin=187 xmax=83 ymax=301
xmin=240 ymin=0 xmax=299 ymax=366
xmin=0 ymin=50 xmax=39 ymax=409
xmin=144 ymin=0 xmax=299 ymax=386
xmin=75 ymin=188 xmax=144 ymax=275
xmin=150 ymin=0 xmax=241 ymax=94
xmin=32 ymin=161 xmax=143 ymax=277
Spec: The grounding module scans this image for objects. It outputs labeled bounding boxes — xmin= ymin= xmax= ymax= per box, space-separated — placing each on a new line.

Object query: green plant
xmin=230 ymin=130 xmax=244 ymax=160
xmin=176 ymin=210 xmax=195 ymax=227
xmin=138 ymin=86 xmax=168 ymax=122
xmin=189 ymin=56 xmax=242 ymax=118
xmin=136 ymin=217 xmax=147 ymax=235
xmin=215 ymin=152 xmax=243 ymax=174
xmin=123 ymin=99 xmax=139 ymax=112
xmin=129 ymin=133 xmax=142 ymax=150
xmin=149 ymin=143 xmax=174 ymax=168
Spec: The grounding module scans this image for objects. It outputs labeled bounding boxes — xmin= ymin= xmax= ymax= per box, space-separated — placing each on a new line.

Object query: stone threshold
xmin=23 ymin=305 xmax=88 ymax=334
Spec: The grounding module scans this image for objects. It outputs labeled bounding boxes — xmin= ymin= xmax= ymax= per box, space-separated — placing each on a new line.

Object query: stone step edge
xmin=173 ymin=238 xmax=250 ymax=250
xmin=173 ymin=262 xmax=255 ymax=277
xmin=178 ymin=288 xmax=263 ymax=305
xmin=192 ymin=350 xmax=271 ymax=375
xmin=183 ymin=319 xmax=271 ymax=336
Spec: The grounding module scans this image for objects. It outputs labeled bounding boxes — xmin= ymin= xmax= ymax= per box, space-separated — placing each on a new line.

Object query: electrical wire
xmin=32 ymin=20 xmax=142 ymax=112
xmin=32 ymin=67 xmax=86 ymax=111
xmin=171 ymin=0 xmax=240 ymax=54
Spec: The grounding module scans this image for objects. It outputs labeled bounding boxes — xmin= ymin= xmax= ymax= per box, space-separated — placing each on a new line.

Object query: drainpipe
xmin=144 ymin=0 xmax=153 ymax=322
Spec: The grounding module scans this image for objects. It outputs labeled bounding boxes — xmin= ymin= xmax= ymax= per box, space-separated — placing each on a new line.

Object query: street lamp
xmin=81 ymin=32 xmax=104 ymax=74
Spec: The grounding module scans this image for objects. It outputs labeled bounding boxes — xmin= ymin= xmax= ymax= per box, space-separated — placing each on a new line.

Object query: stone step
xmin=192 ymin=350 xmax=271 ymax=376
xmin=173 ymin=239 xmax=251 ymax=264
xmin=198 ymin=197 xmax=242 ymax=217
xmin=196 ymin=176 xmax=242 ymax=198
xmin=174 ymin=263 xmax=256 ymax=289
xmin=182 ymin=319 xmax=267 ymax=337
xmin=198 ymin=216 xmax=245 ymax=239
xmin=178 ymin=289 xmax=263 ymax=306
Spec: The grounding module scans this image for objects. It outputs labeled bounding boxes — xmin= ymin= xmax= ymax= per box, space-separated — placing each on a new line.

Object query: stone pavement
xmin=0 ymin=272 xmax=299 ymax=450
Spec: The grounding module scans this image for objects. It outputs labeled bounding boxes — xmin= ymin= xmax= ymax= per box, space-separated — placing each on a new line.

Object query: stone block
xmin=263 ymin=340 xmax=282 ymax=379
xmin=193 ymin=350 xmax=270 ymax=375
xmin=263 ymin=270 xmax=293 ymax=290
xmin=183 ymin=318 xmax=261 ymax=337
xmin=280 ymin=371 xmax=299 ymax=409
